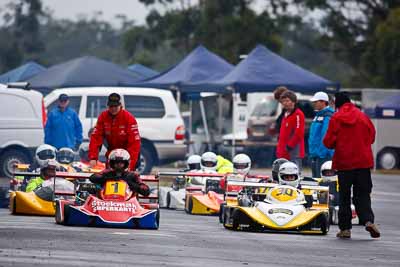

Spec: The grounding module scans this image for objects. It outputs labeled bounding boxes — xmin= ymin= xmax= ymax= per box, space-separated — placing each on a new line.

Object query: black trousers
xmin=337 ymin=168 xmax=375 ymax=230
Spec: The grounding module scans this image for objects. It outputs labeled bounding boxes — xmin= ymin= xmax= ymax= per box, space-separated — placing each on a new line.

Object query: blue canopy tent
xmin=186 ymin=44 xmax=339 ymax=94
xmin=375 ymin=94 xmax=400 ymax=119
xmin=26 ymin=56 xmax=145 ymax=95
xmin=0 ymin=61 xmax=46 ymax=83
xmin=135 ymin=45 xmax=234 ymax=149
xmin=127 ymin=64 xmax=159 ymax=79
xmin=139 ymin=45 xmax=234 ymax=91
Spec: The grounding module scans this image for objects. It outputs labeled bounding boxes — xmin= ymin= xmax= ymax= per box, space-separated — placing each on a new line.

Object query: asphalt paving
xmin=0 ymin=173 xmax=399 ymax=267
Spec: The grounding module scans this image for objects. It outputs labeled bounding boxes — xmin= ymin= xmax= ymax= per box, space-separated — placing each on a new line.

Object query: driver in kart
xmin=89 ymin=149 xmax=150 ymax=196
xmin=26 ymin=159 xmax=58 ymax=192
xmin=200 ymin=152 xmax=233 ymax=174
xmin=278 ymin=161 xmax=301 ymax=188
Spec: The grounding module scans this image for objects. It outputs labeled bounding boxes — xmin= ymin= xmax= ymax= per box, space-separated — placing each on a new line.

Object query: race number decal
xmin=104 ymin=181 xmax=127 ymax=197
xmin=270 ymin=187 xmax=298 ymax=202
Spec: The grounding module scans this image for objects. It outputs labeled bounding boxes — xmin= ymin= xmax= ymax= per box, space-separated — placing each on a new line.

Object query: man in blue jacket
xmin=308 ymin=92 xmax=334 ymax=178
xmin=45 ymin=94 xmax=83 ymax=150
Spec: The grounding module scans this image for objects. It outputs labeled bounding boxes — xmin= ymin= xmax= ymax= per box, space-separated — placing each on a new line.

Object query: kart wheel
xmin=185 ymin=197 xmax=193 ymax=214
xmin=156 ymin=208 xmax=160 ymax=229
xmin=219 ymin=203 xmax=226 ymax=224
xmin=166 ymin=191 xmax=171 ymax=209
xmin=378 ymin=148 xmax=399 ymax=170
xmin=318 ymin=213 xmax=330 ymax=235
xmin=63 ymin=204 xmax=71 ymax=225
xmin=11 ymin=196 xmax=16 ymax=214
xmin=232 ymin=210 xmax=242 ymax=231
xmin=55 ymin=200 xmax=63 ymax=224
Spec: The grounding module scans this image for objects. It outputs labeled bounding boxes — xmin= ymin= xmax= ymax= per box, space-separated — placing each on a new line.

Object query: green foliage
xmin=362 ymin=8 xmax=400 ymax=88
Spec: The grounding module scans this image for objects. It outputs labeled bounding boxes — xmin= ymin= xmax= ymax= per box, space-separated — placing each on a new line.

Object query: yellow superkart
xmin=221 ymin=181 xmax=330 ymax=235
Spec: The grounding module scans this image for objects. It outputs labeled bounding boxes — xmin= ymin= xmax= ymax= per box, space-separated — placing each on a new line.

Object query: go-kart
xmin=55 ymin=175 xmax=160 ymax=229
xmin=9 ymin=170 xmax=78 ymax=216
xmin=221 ymin=180 xmax=330 ymax=235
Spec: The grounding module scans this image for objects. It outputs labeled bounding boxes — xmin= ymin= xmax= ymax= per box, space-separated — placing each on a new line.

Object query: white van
xmin=0 ymin=84 xmax=45 ymax=178
xmin=44 ymin=87 xmax=187 ymax=173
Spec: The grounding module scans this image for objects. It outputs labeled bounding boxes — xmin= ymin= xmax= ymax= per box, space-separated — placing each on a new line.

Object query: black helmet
xmin=272 ymin=158 xmax=289 ymax=182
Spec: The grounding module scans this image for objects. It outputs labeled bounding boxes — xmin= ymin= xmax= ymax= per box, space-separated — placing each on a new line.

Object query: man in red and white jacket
xmin=88 ymin=93 xmax=141 ymax=170
xmin=276 ymin=90 xmax=305 ymax=173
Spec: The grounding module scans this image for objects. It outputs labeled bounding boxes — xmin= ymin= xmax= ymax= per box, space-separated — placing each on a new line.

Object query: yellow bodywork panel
xmin=188 ymin=194 xmax=220 ymax=215
xmin=239 ymin=206 xmax=324 ymax=230
xmin=10 ymin=191 xmax=55 ymax=216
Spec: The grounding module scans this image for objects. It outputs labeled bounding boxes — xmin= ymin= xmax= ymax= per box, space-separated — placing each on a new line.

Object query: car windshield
xmin=251 ymin=99 xmax=278 ymax=117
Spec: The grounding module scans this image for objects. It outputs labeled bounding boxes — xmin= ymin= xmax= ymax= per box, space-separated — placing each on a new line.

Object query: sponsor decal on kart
xmin=91 ymin=200 xmax=137 ymax=213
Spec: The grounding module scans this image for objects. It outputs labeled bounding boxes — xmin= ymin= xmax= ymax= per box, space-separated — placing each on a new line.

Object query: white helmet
xmin=233 ymin=154 xmax=251 ymax=175
xmin=108 ymin=149 xmax=130 ymax=171
xmin=35 ymin=144 xmax=57 ymax=168
xmin=200 ymin=152 xmax=218 ymax=171
xmin=57 ymin=147 xmax=75 ymax=164
xmin=78 ymin=143 xmax=89 ymax=161
xmin=321 ymin=161 xmax=337 ymax=181
xmin=187 ymin=155 xmax=201 ymax=170
xmin=278 ymin=161 xmax=300 ymax=188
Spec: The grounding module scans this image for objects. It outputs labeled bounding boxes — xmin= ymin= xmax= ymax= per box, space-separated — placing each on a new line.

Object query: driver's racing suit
xmin=89 ymin=169 xmax=150 ymax=196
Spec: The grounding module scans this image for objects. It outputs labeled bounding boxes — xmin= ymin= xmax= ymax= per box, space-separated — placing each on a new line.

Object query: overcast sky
xmin=0 ymin=0 xmax=270 ymax=27
xmin=0 ymin=0 xmax=151 ymax=26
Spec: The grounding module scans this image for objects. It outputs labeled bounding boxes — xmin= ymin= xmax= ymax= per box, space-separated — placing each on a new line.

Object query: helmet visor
xmin=58 ymin=151 xmax=74 ymax=164
xmin=188 ymin=163 xmax=201 ymax=170
xmin=201 ymin=160 xmax=216 ymax=168
xmin=37 ymin=150 xmax=55 ymax=160
xmin=322 ymin=169 xmax=336 ymax=177
xmin=234 ymin=163 xmax=249 ymax=170
xmin=281 ymin=174 xmax=298 ymax=181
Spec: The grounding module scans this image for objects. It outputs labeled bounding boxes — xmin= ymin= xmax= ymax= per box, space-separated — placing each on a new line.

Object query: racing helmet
xmin=321 ymin=161 xmax=337 ymax=181
xmin=278 ymin=161 xmax=300 ymax=188
xmin=187 ymin=155 xmax=201 ymax=170
xmin=57 ymin=147 xmax=75 ymax=164
xmin=35 ymin=144 xmax=57 ymax=168
xmin=272 ymin=158 xmax=289 ymax=181
xmin=200 ymin=152 xmax=218 ymax=171
xmin=109 ymin=149 xmax=130 ymax=171
xmin=233 ymin=153 xmax=251 ymax=175
xmin=78 ymin=143 xmax=89 ymax=162
xmin=40 ymin=159 xmax=58 ymax=179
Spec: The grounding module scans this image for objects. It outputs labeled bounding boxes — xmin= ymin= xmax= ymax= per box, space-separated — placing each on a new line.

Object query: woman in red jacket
xmin=88 ymin=93 xmax=141 ymax=171
xmin=276 ymin=90 xmax=305 ymax=173
xmin=323 ymin=92 xmax=380 ymax=239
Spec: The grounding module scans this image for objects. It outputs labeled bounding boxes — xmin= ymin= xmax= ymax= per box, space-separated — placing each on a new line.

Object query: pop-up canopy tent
xmin=185 ymin=44 xmax=339 ymax=94
xmin=0 ymin=61 xmax=46 ymax=83
xmin=127 ymin=64 xmax=159 ymax=79
xmin=135 ymin=45 xmax=234 ymax=149
xmin=26 ymin=56 xmax=145 ymax=95
xmin=139 ymin=45 xmax=234 ymax=90
xmin=375 ymin=94 xmax=400 ymax=118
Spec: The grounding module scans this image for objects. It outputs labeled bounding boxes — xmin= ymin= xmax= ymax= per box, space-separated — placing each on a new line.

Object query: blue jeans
xmin=310 ymin=157 xmax=330 ymax=178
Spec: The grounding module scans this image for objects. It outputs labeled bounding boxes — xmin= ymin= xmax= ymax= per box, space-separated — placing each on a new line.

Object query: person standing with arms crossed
xmin=276 ymin=90 xmax=305 ymax=174
xmin=45 ymin=93 xmax=83 ymax=151
xmin=88 ymin=93 xmax=141 ymax=170
xmin=324 ymin=92 xmax=380 ymax=239
xmin=308 ymin=92 xmax=334 ymax=178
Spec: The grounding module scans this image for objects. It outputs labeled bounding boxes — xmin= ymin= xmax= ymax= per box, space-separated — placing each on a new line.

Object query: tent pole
xmin=200 ymin=99 xmax=211 ymax=151
xmin=218 ymin=94 xmax=223 ymax=136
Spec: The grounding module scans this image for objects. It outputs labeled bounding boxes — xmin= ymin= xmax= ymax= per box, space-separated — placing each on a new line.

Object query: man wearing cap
xmin=323 ymin=92 xmax=380 ymax=239
xmin=45 ymin=94 xmax=83 ymax=150
xmin=88 ymin=93 xmax=141 ymax=170
xmin=308 ymin=91 xmax=334 ymax=178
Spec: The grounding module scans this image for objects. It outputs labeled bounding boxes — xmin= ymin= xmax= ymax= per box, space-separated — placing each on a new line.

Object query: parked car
xmin=247 ymin=93 xmax=315 ymax=142
xmin=44 ymin=87 xmax=186 ymax=174
xmin=0 ymin=84 xmax=45 ymax=178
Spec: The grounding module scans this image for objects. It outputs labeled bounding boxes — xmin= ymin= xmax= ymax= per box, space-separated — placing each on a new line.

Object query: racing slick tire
xmin=185 ymin=196 xmax=193 ymax=214
xmin=55 ymin=201 xmax=70 ymax=225
xmin=318 ymin=213 xmax=330 ymax=235
xmin=232 ymin=209 xmax=257 ymax=231
xmin=219 ymin=203 xmax=226 ymax=223
xmin=155 ymin=208 xmax=160 ymax=229
xmin=166 ymin=191 xmax=171 ymax=209
xmin=11 ymin=196 xmax=17 ymax=214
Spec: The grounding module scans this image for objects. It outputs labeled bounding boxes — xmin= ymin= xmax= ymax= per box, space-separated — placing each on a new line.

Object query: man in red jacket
xmin=323 ymin=92 xmax=380 ymax=239
xmin=276 ymin=90 xmax=305 ymax=173
xmin=89 ymin=93 xmax=141 ymax=170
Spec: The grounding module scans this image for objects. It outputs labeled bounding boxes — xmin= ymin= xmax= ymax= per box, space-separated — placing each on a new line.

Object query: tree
xmin=362 ymin=8 xmax=400 ymax=87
